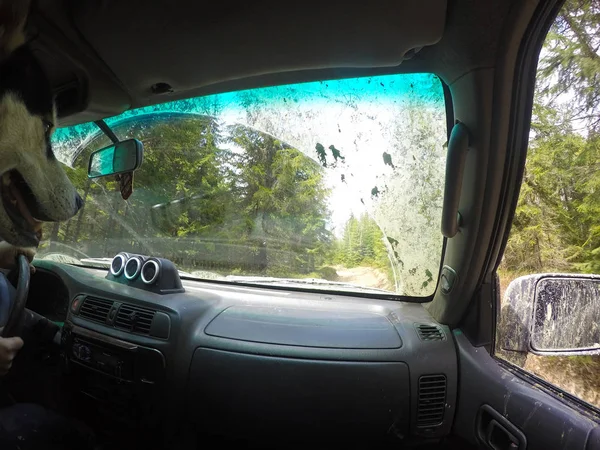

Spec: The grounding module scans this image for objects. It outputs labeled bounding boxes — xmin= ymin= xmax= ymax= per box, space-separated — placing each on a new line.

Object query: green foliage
xmin=537 ymin=0 xmax=600 ymax=133
xmin=332 ymin=214 xmax=390 ymax=271
xmin=41 ymin=115 xmax=333 ymax=276
xmin=502 ymin=0 xmax=600 ymax=276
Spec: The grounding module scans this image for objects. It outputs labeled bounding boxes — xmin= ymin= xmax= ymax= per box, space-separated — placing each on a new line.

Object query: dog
xmin=0 ymin=0 xmax=82 ymax=248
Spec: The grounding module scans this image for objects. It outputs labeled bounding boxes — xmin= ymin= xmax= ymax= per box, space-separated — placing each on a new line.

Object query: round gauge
xmin=110 ymin=253 xmax=127 ymax=276
xmin=124 ymin=256 xmax=142 ymax=280
xmin=141 ymin=260 xmax=160 ymax=285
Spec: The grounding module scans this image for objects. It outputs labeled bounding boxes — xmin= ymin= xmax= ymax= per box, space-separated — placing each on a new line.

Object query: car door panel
xmin=453 ymin=331 xmax=600 ymax=450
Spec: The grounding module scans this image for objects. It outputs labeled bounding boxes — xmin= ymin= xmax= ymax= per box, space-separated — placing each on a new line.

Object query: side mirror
xmin=499 ymin=274 xmax=600 ymax=357
xmin=88 ymin=139 xmax=143 ymax=178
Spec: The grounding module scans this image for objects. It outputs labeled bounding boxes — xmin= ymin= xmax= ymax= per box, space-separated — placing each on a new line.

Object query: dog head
xmin=0 ymin=0 xmax=82 ymax=247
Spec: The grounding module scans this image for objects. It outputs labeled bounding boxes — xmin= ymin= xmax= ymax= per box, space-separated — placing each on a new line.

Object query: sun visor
xmin=69 ymin=0 xmax=447 ymax=103
xmin=28 ymin=13 xmax=132 ymax=127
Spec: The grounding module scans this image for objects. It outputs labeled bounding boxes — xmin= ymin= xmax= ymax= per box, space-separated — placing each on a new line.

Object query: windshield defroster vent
xmin=79 ymin=297 xmax=114 ymax=323
xmin=417 ymin=374 xmax=447 ymax=428
xmin=415 ymin=324 xmax=444 ymax=341
xmin=114 ymin=304 xmax=156 ymax=335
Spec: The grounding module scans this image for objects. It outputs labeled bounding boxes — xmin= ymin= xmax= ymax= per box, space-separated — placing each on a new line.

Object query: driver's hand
xmin=0 ymin=242 xmax=35 ymax=272
xmin=0 ymin=337 xmax=23 ymax=375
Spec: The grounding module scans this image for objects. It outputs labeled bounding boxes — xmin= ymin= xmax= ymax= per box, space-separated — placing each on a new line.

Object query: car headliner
xmin=31 ymin=0 xmax=514 ymax=126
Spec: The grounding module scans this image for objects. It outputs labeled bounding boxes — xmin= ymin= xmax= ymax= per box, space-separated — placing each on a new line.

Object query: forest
xmin=41 ymin=112 xmax=400 ymax=285
xmin=499 ymin=0 xmax=600 ymax=279
xmin=40 ymin=73 xmax=447 ymax=296
xmin=497 ymin=0 xmax=600 ymax=408
xmin=42 ymin=116 xmax=336 ymax=279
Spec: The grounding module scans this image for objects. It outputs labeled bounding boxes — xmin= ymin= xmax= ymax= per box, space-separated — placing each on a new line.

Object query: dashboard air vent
xmin=416 ymin=323 xmax=444 ymax=341
xmin=79 ymin=296 xmax=114 ymax=323
xmin=114 ymin=304 xmax=156 ymax=335
xmin=417 ymin=374 xmax=447 ymax=428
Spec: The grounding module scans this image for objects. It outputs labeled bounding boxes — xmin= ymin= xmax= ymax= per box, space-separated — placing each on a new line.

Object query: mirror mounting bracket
xmin=94 ymin=119 xmax=119 ymax=144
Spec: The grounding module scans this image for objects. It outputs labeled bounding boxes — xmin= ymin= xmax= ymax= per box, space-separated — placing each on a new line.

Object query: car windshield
xmin=40 ymin=73 xmax=447 ymax=297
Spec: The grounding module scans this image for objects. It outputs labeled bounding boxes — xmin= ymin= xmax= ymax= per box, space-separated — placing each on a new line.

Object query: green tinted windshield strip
xmin=53 ymin=74 xmax=442 ymax=146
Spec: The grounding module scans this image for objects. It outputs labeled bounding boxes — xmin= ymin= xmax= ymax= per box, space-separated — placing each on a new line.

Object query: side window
xmin=497 ymin=0 xmax=600 ymax=409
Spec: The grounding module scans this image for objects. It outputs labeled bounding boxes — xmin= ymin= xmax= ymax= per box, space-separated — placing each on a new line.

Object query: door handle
xmin=476 ymin=405 xmax=526 ymax=450
xmin=486 ymin=418 xmax=519 ymax=450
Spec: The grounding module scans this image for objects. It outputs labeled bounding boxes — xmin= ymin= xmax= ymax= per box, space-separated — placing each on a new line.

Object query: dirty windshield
xmin=40 ymin=73 xmax=447 ymax=297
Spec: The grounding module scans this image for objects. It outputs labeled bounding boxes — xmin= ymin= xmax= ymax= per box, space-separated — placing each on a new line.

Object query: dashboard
xmin=29 ymin=257 xmax=458 ymax=448
xmin=26 ymin=269 xmax=70 ymax=324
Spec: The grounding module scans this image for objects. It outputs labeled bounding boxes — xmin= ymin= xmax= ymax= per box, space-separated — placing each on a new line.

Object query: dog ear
xmin=0 ymin=0 xmax=31 ymax=60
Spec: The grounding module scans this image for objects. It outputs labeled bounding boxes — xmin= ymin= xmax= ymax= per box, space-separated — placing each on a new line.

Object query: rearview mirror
xmin=498 ymin=274 xmax=600 ymax=357
xmin=88 ymin=139 xmax=143 ymax=178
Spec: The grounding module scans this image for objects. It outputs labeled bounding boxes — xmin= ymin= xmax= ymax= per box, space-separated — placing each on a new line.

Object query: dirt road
xmin=335 ymin=266 xmax=393 ymax=291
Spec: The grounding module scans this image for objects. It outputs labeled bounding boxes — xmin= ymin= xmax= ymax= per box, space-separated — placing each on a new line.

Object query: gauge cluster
xmin=107 ymin=252 xmax=184 ymax=295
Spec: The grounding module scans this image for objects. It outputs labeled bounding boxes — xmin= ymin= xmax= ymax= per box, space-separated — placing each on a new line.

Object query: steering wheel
xmin=0 ymin=254 xmax=30 ymax=337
